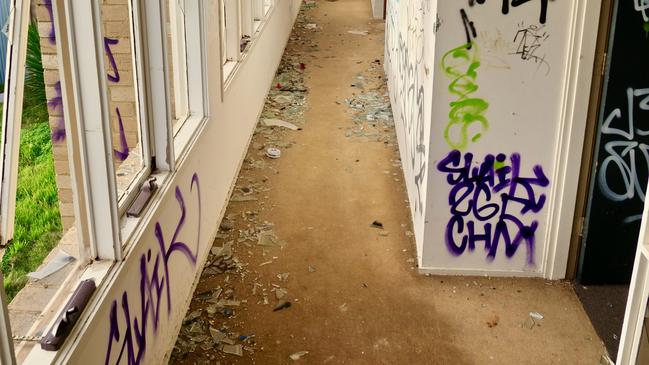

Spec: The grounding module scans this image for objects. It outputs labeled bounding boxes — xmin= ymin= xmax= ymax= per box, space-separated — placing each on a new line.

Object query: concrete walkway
xmin=171 ymin=1 xmax=606 ymax=364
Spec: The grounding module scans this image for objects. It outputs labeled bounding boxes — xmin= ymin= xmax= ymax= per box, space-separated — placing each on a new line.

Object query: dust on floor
xmin=170 ymin=1 xmax=607 ymax=364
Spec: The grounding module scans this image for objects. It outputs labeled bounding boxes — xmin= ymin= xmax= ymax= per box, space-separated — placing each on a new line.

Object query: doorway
xmin=571 ymin=0 xmax=649 ymax=359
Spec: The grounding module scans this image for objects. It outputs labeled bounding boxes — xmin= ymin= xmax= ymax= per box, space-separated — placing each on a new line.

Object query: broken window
xmin=103 ymin=1 xmax=152 ymax=213
xmin=166 ymin=0 xmax=190 ymax=133
xmin=221 ymin=0 xmax=274 ymax=85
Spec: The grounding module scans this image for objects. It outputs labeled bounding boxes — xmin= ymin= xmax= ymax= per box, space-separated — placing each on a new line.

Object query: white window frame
xmin=168 ymin=0 xmax=191 ymax=134
xmin=253 ymin=0 xmax=264 ymax=21
xmin=139 ymin=0 xmax=175 ymax=172
xmin=60 ymin=0 xmax=124 ymax=260
xmin=0 ymin=0 xmax=209 ymax=361
xmin=168 ymin=0 xmax=209 ymax=160
xmin=221 ymin=0 xmax=241 ymax=68
xmin=241 ymin=0 xmax=253 ymax=39
xmin=220 ymin=0 xmax=274 ymax=90
xmin=0 ymin=0 xmax=30 ymax=360
xmin=619 ymin=191 xmax=649 ymax=363
xmin=114 ymin=0 xmax=156 ymax=217
xmin=0 ymin=0 xmax=30 ymax=249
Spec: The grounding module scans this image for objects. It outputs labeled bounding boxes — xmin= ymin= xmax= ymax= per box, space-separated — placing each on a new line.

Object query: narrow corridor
xmin=171 ymin=1 xmax=606 ymax=364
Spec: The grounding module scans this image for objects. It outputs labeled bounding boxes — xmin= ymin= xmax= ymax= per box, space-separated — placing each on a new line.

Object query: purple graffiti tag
xmin=48 ymin=82 xmax=66 ymax=142
xmin=104 ymin=37 xmax=121 ymax=83
xmin=113 ymin=108 xmax=130 ymax=161
xmin=105 ymin=174 xmax=201 ymax=365
xmin=44 ymin=0 xmax=56 ymax=44
xmin=437 ymin=150 xmax=549 ymax=265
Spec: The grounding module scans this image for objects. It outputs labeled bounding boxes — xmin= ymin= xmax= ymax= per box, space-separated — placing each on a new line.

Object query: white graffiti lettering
xmin=598 ymin=88 xmax=649 ymax=222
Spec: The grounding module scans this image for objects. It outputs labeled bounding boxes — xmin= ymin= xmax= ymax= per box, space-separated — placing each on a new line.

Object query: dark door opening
xmin=573 ymin=0 xmax=649 ymax=359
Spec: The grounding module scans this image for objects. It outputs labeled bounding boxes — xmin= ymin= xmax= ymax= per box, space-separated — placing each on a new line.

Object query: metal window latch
xmin=40 ymin=279 xmax=96 ymax=351
xmin=127 ymin=177 xmax=158 ymax=218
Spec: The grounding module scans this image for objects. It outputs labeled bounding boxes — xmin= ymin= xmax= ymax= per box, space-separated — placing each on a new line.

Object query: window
xmin=220 ymin=0 xmax=274 ymax=84
xmin=0 ymin=0 xmax=208 ymax=361
xmin=221 ymin=0 xmax=240 ymax=79
xmin=104 ymin=0 xmax=152 ymax=214
xmin=166 ymin=0 xmax=190 ymax=133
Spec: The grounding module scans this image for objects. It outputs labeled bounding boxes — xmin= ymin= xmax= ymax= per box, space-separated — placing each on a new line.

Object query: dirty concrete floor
xmin=171 ymin=1 xmax=607 ymax=364
xmin=574 ymin=284 xmax=629 ymax=360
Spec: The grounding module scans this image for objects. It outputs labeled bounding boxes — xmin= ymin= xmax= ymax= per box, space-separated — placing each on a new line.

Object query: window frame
xmin=222 ymin=0 xmax=240 ymax=81
xmin=0 ymin=0 xmax=209 ymax=360
xmin=168 ymin=0 xmax=210 ymax=160
xmin=114 ymin=0 xmax=155 ymax=218
xmin=220 ymin=0 xmax=274 ymax=91
xmin=167 ymin=0 xmax=191 ymax=135
xmin=0 ymin=0 xmax=31 ymax=360
xmin=0 ymin=0 xmax=31 ymax=249
xmin=60 ymin=0 xmax=124 ymax=260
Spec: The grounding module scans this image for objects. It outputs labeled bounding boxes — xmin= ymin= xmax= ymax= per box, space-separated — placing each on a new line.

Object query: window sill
xmin=223 ymin=60 xmax=237 ymax=87
xmin=174 ymin=115 xmax=209 ymax=165
xmin=10 ymin=226 xmax=113 ymax=363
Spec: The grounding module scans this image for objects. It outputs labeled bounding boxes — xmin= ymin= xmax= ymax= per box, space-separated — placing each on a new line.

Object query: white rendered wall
xmin=385 ymin=0 xmax=437 ymax=267
xmin=386 ymin=0 xmax=599 ymax=277
xmin=24 ymin=2 xmax=302 ymax=364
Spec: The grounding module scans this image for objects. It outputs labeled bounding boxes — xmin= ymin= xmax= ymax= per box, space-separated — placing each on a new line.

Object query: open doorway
xmin=570 ymin=0 xmax=649 ymax=359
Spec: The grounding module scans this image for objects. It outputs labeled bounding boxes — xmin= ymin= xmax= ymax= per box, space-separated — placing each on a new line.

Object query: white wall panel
xmin=386 ymin=0 xmax=599 ymax=277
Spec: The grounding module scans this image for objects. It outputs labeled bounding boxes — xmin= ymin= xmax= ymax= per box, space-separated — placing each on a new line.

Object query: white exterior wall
xmin=23 ymin=1 xmax=302 ymax=364
xmin=386 ymin=0 xmax=600 ymax=278
xmin=385 ymin=0 xmax=437 ymax=266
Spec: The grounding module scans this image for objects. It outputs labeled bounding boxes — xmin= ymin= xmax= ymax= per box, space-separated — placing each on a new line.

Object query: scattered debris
xmin=258 ymin=230 xmax=287 ymax=248
xmin=486 ymin=315 xmax=500 ymax=328
xmin=27 ymin=250 xmax=76 ymax=280
xmin=170 ymin=2 xmax=356 ymax=362
xmin=266 ymin=147 xmax=282 ymax=159
xmin=342 ymin=64 xmax=395 ymax=145
xmin=529 ymin=311 xmax=544 ymax=321
xmin=222 ymin=344 xmax=244 ymax=357
xmin=290 ymin=351 xmax=309 ymax=361
xmin=220 ymin=220 xmax=234 ymax=231
xmin=523 ymin=311 xmax=544 ymax=329
xmin=274 ymin=301 xmax=292 ymax=312
xmin=262 ymin=118 xmax=300 ymax=130
xmin=230 ymin=195 xmax=258 ymax=202
xmin=348 ymin=30 xmax=369 ymax=36
xmin=240 ymin=35 xmax=251 ymax=52
xmin=209 ymin=327 xmax=228 ymax=343
xmin=275 ymin=288 xmax=288 ymax=300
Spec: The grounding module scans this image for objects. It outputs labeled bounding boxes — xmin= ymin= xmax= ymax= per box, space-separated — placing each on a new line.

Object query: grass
xmin=0 ymin=21 xmax=63 ymax=301
xmin=1 ymin=121 xmax=62 ymax=300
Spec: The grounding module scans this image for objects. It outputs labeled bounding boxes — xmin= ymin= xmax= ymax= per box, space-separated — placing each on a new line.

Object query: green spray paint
xmin=441 ymin=42 xmax=489 ymax=150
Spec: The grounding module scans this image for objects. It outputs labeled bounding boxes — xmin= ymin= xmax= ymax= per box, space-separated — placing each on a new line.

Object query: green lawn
xmin=0 ymin=21 xmax=63 ymax=301
xmin=1 ymin=121 xmax=62 ymax=300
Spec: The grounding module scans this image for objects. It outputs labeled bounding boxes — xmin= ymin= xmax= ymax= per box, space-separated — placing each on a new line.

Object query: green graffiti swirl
xmin=441 ymin=42 xmax=489 ymax=150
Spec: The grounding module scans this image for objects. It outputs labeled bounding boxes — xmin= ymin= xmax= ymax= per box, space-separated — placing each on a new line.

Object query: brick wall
xmin=34 ymin=0 xmax=141 ymax=230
